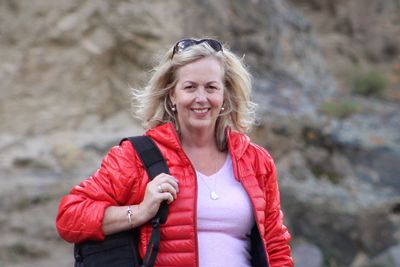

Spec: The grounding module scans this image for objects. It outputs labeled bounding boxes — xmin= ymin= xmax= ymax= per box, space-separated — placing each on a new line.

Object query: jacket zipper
xmin=170 ymin=128 xmax=200 ymax=267
xmin=235 ymin=155 xmax=270 ymax=266
xmin=193 ymin=166 xmax=199 ymax=267
xmin=227 ymin=135 xmax=270 ymax=266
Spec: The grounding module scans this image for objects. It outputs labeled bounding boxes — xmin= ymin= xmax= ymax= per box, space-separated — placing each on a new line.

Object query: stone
xmin=292 ymin=241 xmax=323 ymax=267
xmin=363 ymin=244 xmax=400 ymax=267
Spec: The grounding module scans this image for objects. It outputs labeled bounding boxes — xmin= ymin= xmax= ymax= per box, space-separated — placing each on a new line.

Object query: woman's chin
xmin=183 ymin=120 xmax=215 ymax=133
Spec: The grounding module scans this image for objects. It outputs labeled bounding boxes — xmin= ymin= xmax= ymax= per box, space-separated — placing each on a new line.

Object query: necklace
xmin=189 ymin=146 xmax=226 ymax=200
xmin=197 ymin=152 xmax=227 ymax=200
xmin=198 ymin=173 xmax=220 ymax=200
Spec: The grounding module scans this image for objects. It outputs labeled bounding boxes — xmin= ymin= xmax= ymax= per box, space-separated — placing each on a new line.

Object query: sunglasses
xmin=172 ymin=38 xmax=223 ymax=58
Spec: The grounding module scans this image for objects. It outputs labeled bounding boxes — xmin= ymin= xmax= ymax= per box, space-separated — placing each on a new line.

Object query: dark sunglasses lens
xmin=203 ymin=39 xmax=222 ymax=52
xmin=172 ymin=38 xmax=223 ymax=57
xmin=174 ymin=39 xmax=196 ymax=54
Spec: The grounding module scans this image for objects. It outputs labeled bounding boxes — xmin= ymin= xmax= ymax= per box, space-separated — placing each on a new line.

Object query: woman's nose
xmin=195 ymin=88 xmax=207 ymax=101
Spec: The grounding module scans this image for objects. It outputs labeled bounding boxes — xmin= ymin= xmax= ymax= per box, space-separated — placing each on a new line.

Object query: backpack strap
xmin=121 ymin=136 xmax=169 ymax=267
xmin=122 ymin=136 xmax=170 ymax=183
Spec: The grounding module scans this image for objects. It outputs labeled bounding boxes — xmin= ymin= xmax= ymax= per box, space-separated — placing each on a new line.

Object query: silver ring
xmin=158 ymin=184 xmax=163 ymax=193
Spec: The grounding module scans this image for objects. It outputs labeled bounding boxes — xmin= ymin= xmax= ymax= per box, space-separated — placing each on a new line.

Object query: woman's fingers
xmin=158 ymin=183 xmax=177 ymax=199
xmin=159 ymin=175 xmax=179 ymax=189
xmin=152 ymin=173 xmax=179 ymax=193
xmin=154 ymin=173 xmax=179 ymax=185
xmin=160 ymin=192 xmax=174 ymax=204
xmin=139 ymin=173 xmax=179 ymax=221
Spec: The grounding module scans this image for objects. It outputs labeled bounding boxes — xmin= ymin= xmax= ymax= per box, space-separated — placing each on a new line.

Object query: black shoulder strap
xmin=122 ymin=136 xmax=170 ymax=179
xmin=120 ymin=135 xmax=169 ymax=267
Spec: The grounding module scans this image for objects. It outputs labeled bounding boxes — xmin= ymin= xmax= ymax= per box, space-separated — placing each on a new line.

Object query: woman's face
xmin=171 ymin=56 xmax=225 ymax=136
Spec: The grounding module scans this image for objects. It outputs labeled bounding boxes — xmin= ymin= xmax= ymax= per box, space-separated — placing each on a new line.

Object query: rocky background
xmin=0 ymin=0 xmax=399 ymax=266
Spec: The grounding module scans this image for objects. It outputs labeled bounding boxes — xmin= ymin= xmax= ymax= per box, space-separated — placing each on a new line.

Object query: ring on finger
xmin=158 ymin=184 xmax=163 ymax=193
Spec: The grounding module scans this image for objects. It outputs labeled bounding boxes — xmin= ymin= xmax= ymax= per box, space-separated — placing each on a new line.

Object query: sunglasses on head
xmin=172 ymin=38 xmax=223 ymax=58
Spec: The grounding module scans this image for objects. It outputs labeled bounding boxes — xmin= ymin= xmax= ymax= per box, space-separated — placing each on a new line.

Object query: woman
xmin=56 ymin=38 xmax=293 ymax=267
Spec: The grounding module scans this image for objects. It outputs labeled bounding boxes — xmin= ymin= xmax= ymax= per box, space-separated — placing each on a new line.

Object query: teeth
xmin=193 ymin=109 xmax=208 ymax=114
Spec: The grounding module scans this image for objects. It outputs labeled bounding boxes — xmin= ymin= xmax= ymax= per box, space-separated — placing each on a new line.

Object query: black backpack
xmin=74 ymin=136 xmax=169 ymax=267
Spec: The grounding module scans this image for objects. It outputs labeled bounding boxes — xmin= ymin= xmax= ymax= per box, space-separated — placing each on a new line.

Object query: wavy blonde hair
xmin=132 ymin=40 xmax=257 ymax=150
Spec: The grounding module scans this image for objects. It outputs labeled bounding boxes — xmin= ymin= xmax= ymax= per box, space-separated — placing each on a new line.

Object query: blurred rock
xmin=51 ymin=143 xmax=84 ymax=171
xmin=351 ymin=245 xmax=400 ymax=267
xmin=279 ymin=165 xmax=400 ymax=265
xmin=360 ymin=244 xmax=400 ymax=267
xmin=292 ymin=241 xmax=323 ymax=267
xmin=324 ymin=98 xmax=400 ymax=193
xmin=254 ymin=95 xmax=400 ymax=266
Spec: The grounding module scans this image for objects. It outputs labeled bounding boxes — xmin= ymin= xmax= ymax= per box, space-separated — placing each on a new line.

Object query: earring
xmin=221 ymin=106 xmax=225 ymax=111
xmin=171 ymin=105 xmax=176 ymax=112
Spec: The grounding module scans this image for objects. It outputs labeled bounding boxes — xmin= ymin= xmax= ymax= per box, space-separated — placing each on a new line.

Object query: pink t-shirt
xmin=196 ymin=155 xmax=255 ymax=267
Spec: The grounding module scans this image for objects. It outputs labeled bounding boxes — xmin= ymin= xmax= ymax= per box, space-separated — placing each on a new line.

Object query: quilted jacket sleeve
xmin=262 ymin=152 xmax=293 ymax=267
xmin=55 ymin=141 xmax=143 ymax=243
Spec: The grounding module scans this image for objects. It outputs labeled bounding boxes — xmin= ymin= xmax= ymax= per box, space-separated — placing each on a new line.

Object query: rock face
xmin=0 ymin=0 xmax=399 ymax=266
xmin=293 ymin=241 xmax=324 ymax=267
xmin=255 ymin=1 xmax=400 ymax=265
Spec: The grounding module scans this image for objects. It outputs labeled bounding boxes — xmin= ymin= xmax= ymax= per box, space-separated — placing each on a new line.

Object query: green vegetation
xmin=323 ymin=256 xmax=341 ymax=267
xmin=310 ymin=164 xmax=342 ymax=184
xmin=320 ymin=100 xmax=360 ymax=119
xmin=348 ymin=69 xmax=389 ymax=97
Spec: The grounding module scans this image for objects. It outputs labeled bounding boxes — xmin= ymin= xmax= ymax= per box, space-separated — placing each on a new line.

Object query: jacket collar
xmin=146 ymin=122 xmax=250 ymax=159
xmin=146 ymin=122 xmax=183 ymax=151
xmin=226 ymin=127 xmax=250 ymax=160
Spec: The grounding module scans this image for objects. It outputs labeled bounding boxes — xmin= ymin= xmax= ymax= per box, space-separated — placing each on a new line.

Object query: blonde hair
xmin=132 ymin=40 xmax=257 ymax=150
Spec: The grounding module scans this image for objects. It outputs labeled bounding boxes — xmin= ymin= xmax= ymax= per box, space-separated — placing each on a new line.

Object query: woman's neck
xmin=182 ymin=138 xmax=226 ymax=176
xmin=180 ymin=127 xmax=228 ymax=175
xmin=180 ymin=127 xmax=217 ymax=150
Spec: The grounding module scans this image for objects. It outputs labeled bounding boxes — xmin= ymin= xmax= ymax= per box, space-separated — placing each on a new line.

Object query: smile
xmin=192 ymin=108 xmax=209 ymax=114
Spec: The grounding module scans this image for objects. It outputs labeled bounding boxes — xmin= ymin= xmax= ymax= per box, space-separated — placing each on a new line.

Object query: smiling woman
xmin=171 ymin=57 xmax=225 ymax=140
xmin=56 ymin=38 xmax=293 ymax=267
xmin=133 ymin=39 xmax=257 ymax=151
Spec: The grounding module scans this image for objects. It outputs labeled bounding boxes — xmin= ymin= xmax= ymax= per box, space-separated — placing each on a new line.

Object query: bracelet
xmin=127 ymin=206 xmax=133 ymax=227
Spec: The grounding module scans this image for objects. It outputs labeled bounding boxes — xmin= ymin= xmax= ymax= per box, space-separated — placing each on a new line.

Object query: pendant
xmin=210 ymin=191 xmax=219 ymax=200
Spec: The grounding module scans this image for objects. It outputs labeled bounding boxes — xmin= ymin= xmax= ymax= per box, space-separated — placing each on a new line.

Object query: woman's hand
xmin=138 ymin=173 xmax=179 ymax=222
xmin=102 ymin=173 xmax=179 ymax=235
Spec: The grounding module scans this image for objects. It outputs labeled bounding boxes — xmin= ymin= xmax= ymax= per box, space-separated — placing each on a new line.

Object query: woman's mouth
xmin=192 ymin=108 xmax=209 ymax=114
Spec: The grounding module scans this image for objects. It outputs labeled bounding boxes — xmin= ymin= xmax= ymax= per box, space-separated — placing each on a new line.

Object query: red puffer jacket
xmin=56 ymin=123 xmax=293 ymax=267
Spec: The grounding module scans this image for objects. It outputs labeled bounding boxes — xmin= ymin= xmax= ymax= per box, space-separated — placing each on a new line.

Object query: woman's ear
xmin=169 ymin=90 xmax=175 ymax=105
